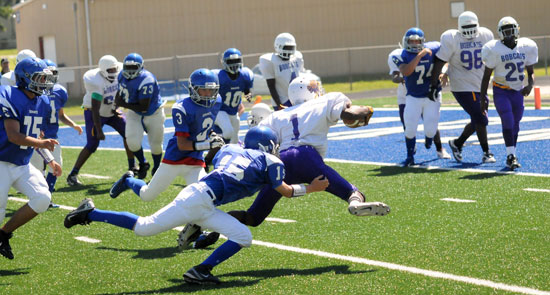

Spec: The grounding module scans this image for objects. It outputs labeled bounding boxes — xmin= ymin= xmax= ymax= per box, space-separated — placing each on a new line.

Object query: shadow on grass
xmin=96 ymin=246 xmax=182 ymax=260
xmin=98 ymin=265 xmax=371 ymax=294
xmin=55 ymin=182 xmax=111 ymax=196
xmin=369 ymin=164 xmax=454 ymax=177
xmin=0 ymin=268 xmax=29 ymax=276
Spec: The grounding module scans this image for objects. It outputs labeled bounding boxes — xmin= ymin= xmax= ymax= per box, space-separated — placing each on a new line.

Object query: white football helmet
xmin=274 ymin=32 xmax=296 ymax=60
xmin=247 ymin=103 xmax=272 ymax=127
xmin=98 ymin=55 xmax=121 ymax=81
xmin=458 ymin=11 xmax=479 ymax=39
xmin=288 ymin=74 xmax=323 ymax=105
xmin=16 ymin=49 xmax=37 ymax=64
xmin=498 ymin=16 xmax=520 ymax=41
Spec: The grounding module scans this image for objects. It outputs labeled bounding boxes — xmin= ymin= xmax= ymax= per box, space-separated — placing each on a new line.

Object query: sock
xmin=425 ymin=137 xmax=433 ymax=149
xmin=88 ymin=209 xmax=138 ymax=230
xmin=70 ymin=167 xmax=80 ymax=176
xmin=405 ymin=137 xmax=416 ymax=157
xmin=46 ymin=173 xmax=57 ymax=192
xmin=201 ymin=240 xmax=242 ymax=268
xmin=128 ymin=158 xmax=136 ymax=170
xmin=126 ymin=177 xmax=146 ymax=196
xmin=152 ymin=153 xmax=162 ymax=171
xmin=506 ymin=146 xmax=516 ymax=156
xmin=133 ymin=149 xmax=146 ymax=164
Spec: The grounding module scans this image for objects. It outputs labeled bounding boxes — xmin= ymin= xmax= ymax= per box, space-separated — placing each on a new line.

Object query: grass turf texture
xmin=3 ymin=148 xmax=550 ymax=294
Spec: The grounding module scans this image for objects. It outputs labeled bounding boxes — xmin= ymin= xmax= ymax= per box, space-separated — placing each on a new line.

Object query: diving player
xmin=115 ymin=53 xmax=165 ymax=178
xmin=64 ymin=126 xmax=329 ymax=284
xmin=480 ymin=16 xmax=538 ymax=170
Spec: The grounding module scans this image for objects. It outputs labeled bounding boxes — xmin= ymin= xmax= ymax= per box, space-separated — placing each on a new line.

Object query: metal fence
xmin=58 ymin=35 xmax=550 ymax=103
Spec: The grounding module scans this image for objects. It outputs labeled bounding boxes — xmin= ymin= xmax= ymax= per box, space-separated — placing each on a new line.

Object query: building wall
xmin=13 ymin=0 xmax=550 ymax=98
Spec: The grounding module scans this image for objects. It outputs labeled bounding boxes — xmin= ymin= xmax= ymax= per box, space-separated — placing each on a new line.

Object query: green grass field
xmin=3 ymin=148 xmax=550 ymax=294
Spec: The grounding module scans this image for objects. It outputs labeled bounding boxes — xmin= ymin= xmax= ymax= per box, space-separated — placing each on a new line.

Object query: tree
xmin=0 ymin=0 xmax=14 ymax=32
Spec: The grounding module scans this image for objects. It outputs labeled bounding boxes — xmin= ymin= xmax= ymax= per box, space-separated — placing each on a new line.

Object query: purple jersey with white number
xmin=214 ymin=68 xmax=254 ymax=115
xmin=43 ymin=84 xmax=68 ymax=139
xmin=0 ymin=86 xmax=51 ymax=166
xmin=117 ymin=69 xmax=163 ymax=116
xmin=162 ymin=95 xmax=222 ymax=164
xmin=202 ymin=144 xmax=285 ymax=206
xmin=393 ymin=41 xmax=441 ymax=98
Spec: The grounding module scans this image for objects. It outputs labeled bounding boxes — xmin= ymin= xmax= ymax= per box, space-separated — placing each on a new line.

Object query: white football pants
xmin=138 ymin=163 xmax=206 ymax=202
xmin=125 ymin=107 xmax=165 ymax=155
xmin=214 ymin=110 xmax=240 ymax=144
xmin=30 ymin=144 xmax=62 ymax=175
xmin=403 ymin=94 xmax=441 ymax=139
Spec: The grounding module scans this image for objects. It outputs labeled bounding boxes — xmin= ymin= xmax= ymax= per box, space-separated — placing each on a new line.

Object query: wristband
xmin=291 ymin=184 xmax=307 ymax=197
xmin=36 ymin=148 xmax=55 ymax=164
xmin=193 ymin=141 xmax=210 ymax=151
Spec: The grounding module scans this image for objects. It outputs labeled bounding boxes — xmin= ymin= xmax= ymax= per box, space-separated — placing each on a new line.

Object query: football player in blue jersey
xmin=115 ymin=53 xmax=165 ymax=178
xmin=64 ymin=126 xmax=329 ymax=284
xmin=0 ymin=57 xmax=61 ymax=259
xmin=109 ymin=68 xmax=224 ymax=203
xmin=30 ymin=59 xmax=82 ymax=195
xmin=393 ymin=28 xmax=443 ymax=166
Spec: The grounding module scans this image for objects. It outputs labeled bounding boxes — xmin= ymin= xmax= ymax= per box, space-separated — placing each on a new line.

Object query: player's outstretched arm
xmin=59 ymin=108 xmax=83 ymax=135
xmin=275 ymin=175 xmax=329 ymax=198
xmin=480 ymin=67 xmax=493 ymax=115
xmin=4 ymin=119 xmax=58 ymax=150
xmin=266 ymin=79 xmax=282 ymax=108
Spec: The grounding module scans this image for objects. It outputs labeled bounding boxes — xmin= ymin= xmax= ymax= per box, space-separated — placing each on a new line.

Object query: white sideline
xmin=440 ymin=198 xmax=476 ymax=203
xmin=6 ymin=196 xmax=549 ymax=294
xmin=524 ymin=188 xmax=550 ymax=193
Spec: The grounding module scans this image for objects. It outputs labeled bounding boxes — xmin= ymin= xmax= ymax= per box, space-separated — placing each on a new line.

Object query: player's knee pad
xmin=227 ymin=224 xmax=252 ymax=247
xmin=228 ymin=210 xmax=258 ymax=227
xmin=149 ymin=140 xmax=163 ymax=155
xmin=27 ymin=191 xmax=51 ymax=214
xmin=133 ymin=216 xmax=161 ymax=236
xmin=126 ymin=137 xmax=142 ymax=152
xmin=138 ymin=185 xmax=156 ymax=202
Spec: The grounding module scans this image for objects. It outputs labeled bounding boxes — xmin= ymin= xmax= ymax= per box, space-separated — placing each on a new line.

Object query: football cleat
xmin=194 ymin=232 xmax=221 ymax=249
xmin=506 ymin=154 xmax=521 ymax=170
xmin=448 ymin=139 xmax=463 ymax=162
xmin=66 ymin=173 xmax=82 ymax=186
xmin=183 ymin=264 xmax=220 ymax=285
xmin=177 ymin=224 xmax=201 ymax=250
xmin=110 ymin=171 xmax=134 ymax=199
xmin=437 ymin=148 xmax=452 ymax=159
xmin=137 ymin=162 xmax=150 ymax=179
xmin=402 ymin=156 xmax=415 ymax=167
xmin=64 ymin=198 xmax=95 ymax=229
xmin=0 ymin=230 xmax=14 ymax=260
xmin=482 ymin=152 xmax=496 ymax=163
xmin=49 ymin=202 xmax=60 ymax=209
xmin=348 ymin=201 xmax=390 ymax=216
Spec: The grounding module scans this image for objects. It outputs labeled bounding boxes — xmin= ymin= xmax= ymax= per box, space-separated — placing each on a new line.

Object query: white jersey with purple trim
xmin=0 ymin=71 xmax=15 ymax=86
xmin=387 ymin=48 xmax=406 ymax=104
xmin=436 ymin=27 xmax=494 ymax=92
xmin=259 ymin=92 xmax=349 ymax=157
xmin=481 ymin=38 xmax=538 ymax=91
xmin=259 ymin=51 xmax=304 ymax=106
xmin=82 ymin=68 xmax=118 ymax=117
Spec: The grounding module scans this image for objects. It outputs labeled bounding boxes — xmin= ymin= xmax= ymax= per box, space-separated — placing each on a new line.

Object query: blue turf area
xmin=58 ymin=107 xmax=550 ymax=175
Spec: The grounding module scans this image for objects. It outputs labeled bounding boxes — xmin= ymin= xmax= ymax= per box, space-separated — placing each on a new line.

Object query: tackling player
xmin=64 ymin=126 xmax=329 ymax=284
xmin=115 ymin=53 xmax=165 ymax=178
xmin=480 ymin=16 xmax=538 ymax=170
xmin=430 ymin=11 xmax=496 ymax=164
xmin=0 ymin=57 xmax=61 ymax=259
xmin=67 ymin=55 xmax=136 ymax=186
xmin=259 ymin=32 xmax=305 ymax=110
xmin=393 ymin=27 xmax=442 ymax=167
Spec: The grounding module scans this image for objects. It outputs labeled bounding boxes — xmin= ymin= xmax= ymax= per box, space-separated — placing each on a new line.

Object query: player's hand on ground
xmin=521 ymin=85 xmax=533 ymax=96
xmin=309 ymin=175 xmax=329 ymax=192
xmin=48 ymin=160 xmax=62 ymax=177
xmin=74 ymin=125 xmax=83 ymax=135
xmin=209 ymin=132 xmax=225 ymax=149
xmin=39 ymin=138 xmax=59 ymax=151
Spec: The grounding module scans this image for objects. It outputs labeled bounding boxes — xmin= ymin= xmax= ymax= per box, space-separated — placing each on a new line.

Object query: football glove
xmin=428 ymin=83 xmax=441 ymax=101
xmin=209 ymin=132 xmax=225 ymax=149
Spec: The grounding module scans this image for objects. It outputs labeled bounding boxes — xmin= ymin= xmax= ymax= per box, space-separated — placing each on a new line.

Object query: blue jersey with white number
xmin=43 ymin=84 xmax=68 ymax=139
xmin=117 ymin=69 xmax=163 ymax=116
xmin=394 ymin=41 xmax=441 ymax=98
xmin=163 ymin=95 xmax=222 ymax=164
xmin=202 ymin=144 xmax=285 ymax=206
xmin=0 ymin=86 xmax=51 ymax=166
xmin=213 ymin=68 xmax=254 ymax=115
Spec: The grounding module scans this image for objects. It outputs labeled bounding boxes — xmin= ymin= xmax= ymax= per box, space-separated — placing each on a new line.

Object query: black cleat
xmin=110 ymin=171 xmax=134 ymax=198
xmin=183 ymin=264 xmax=220 ymax=285
xmin=137 ymin=162 xmax=150 ymax=179
xmin=194 ymin=232 xmax=220 ymax=249
xmin=177 ymin=224 xmax=201 ymax=250
xmin=506 ymin=154 xmax=521 ymax=171
xmin=448 ymin=139 xmax=463 ymax=163
xmin=66 ymin=173 xmax=83 ymax=186
xmin=64 ymin=198 xmax=95 ymax=229
xmin=0 ymin=230 xmax=14 ymax=260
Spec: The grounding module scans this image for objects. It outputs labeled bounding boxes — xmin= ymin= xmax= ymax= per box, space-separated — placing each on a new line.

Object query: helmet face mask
xmin=43 ymin=59 xmax=58 ymax=84
xmin=222 ymin=48 xmax=243 ymax=75
xmin=15 ymin=57 xmax=54 ymax=96
xmin=288 ymin=74 xmax=323 ymax=105
xmin=247 ymin=103 xmax=272 ymax=127
xmin=458 ymin=11 xmax=479 ymax=39
xmin=189 ymin=68 xmax=220 ymax=108
xmin=244 ymin=126 xmax=279 ymax=155
xmin=99 ymin=55 xmax=120 ymax=81
xmin=498 ymin=17 xmax=519 ymax=43
xmin=122 ymin=53 xmax=143 ymax=80
xmin=274 ymin=33 xmax=296 ymax=60
xmin=402 ymin=27 xmax=425 ymax=53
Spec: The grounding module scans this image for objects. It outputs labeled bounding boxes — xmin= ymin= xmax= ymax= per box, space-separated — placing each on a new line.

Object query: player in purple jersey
xmin=64 ymin=126 xmax=328 ymax=284
xmin=0 ymin=57 xmax=61 ymax=259
xmin=116 ymin=53 xmax=165 ymax=177
xmin=30 ymin=59 xmax=82 ymax=194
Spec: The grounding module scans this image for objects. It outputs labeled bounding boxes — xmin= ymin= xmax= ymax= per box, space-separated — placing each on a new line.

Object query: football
xmin=342 ymin=105 xmax=373 ymax=128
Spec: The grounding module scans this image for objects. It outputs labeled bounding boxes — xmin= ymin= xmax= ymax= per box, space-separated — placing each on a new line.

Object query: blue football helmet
xmin=189 ymin=68 xmax=219 ymax=108
xmin=43 ymin=59 xmax=58 ymax=84
xmin=244 ymin=126 xmax=279 ymax=155
xmin=14 ymin=57 xmax=54 ymax=95
xmin=122 ymin=53 xmax=143 ymax=79
xmin=221 ymin=48 xmax=243 ymax=74
xmin=402 ymin=27 xmax=425 ymax=53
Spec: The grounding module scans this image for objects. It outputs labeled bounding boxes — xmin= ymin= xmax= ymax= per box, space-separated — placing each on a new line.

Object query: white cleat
xmin=177 ymin=224 xmax=201 ymax=250
xmin=437 ymin=149 xmax=452 ymax=159
xmin=348 ymin=201 xmax=390 ymax=216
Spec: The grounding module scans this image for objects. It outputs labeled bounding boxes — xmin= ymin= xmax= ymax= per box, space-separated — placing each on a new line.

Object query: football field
xmin=3 ymin=107 xmax=550 ymax=294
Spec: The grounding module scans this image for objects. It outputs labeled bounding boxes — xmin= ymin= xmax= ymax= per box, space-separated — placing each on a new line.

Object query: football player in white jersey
xmin=259 ymin=32 xmax=305 ymax=110
xmin=480 ymin=16 xmax=538 ymax=170
xmin=67 ymin=55 xmax=136 ymax=185
xmin=1 ymin=49 xmax=36 ymax=86
xmin=430 ymin=11 xmax=496 ymax=164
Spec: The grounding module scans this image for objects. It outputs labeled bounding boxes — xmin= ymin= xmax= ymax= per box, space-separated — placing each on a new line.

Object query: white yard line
xmin=74 ymin=236 xmax=101 ymax=243
xmin=441 ymin=198 xmax=476 ymax=203
xmin=80 ymin=173 xmax=111 ymax=179
xmin=7 ymin=196 xmax=549 ymax=294
xmin=524 ymin=188 xmax=550 ymax=193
